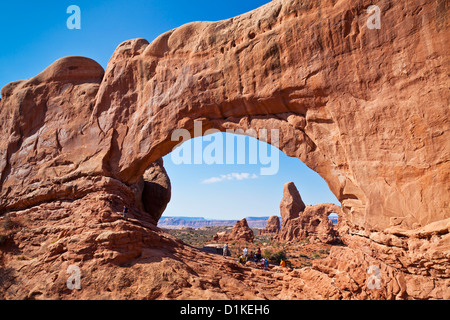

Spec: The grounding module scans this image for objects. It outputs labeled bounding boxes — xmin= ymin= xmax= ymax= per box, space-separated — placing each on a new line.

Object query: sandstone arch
xmin=1 ymin=0 xmax=448 ymax=232
xmin=0 ymin=0 xmax=448 ymax=299
xmin=86 ymin=0 xmax=448 ymax=231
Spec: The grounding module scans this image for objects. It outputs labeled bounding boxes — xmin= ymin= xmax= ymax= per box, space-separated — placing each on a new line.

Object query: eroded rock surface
xmin=142 ymin=158 xmax=171 ymax=223
xmin=278 ymin=203 xmax=342 ymax=244
xmin=259 ymin=215 xmax=281 ymax=236
xmin=277 ymin=181 xmax=341 ymax=243
xmin=213 ymin=218 xmax=254 ymax=243
xmin=0 ymin=0 xmax=449 ymax=299
xmin=280 ymin=182 xmax=305 ymax=223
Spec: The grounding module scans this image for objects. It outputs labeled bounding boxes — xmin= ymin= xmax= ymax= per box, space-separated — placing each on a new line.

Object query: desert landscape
xmin=0 ymin=0 xmax=449 ymax=301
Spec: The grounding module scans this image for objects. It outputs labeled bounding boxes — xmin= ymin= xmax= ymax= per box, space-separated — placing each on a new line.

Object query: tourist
xmin=264 ymin=258 xmax=269 ymax=271
xmin=280 ymin=259 xmax=286 ymax=268
xmin=122 ymin=206 xmax=128 ymax=218
xmin=256 ymin=248 xmax=262 ymax=260
xmin=223 ymin=243 xmax=228 ymax=257
xmin=243 ymin=247 xmax=248 ymax=258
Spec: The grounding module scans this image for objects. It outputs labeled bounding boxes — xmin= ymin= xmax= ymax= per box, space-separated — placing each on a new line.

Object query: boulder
xmin=142 ymin=158 xmax=171 ymax=223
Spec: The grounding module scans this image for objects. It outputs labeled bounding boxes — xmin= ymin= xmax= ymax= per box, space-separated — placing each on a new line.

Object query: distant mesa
xmin=159 ymin=216 xmax=269 ymax=229
xmin=328 ymin=213 xmax=338 ymax=225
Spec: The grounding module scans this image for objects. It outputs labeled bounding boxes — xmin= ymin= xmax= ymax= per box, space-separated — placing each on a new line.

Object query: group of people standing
xmin=225 ymin=246 xmax=278 ymax=271
xmin=223 ymin=244 xmax=286 ymax=271
xmin=237 ymin=247 xmax=268 ymax=269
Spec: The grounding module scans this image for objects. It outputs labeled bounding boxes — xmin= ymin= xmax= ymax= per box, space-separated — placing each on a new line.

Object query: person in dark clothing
xmin=256 ymin=248 xmax=262 ymax=260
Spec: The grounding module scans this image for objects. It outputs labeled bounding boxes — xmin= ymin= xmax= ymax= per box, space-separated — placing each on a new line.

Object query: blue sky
xmin=0 ymin=0 xmax=273 ymax=91
xmin=163 ymin=132 xmax=339 ymax=219
xmin=0 ymin=0 xmax=339 ymax=220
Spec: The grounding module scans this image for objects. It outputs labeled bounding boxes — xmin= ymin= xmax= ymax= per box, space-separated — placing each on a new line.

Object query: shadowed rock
xmin=142 ymin=158 xmax=171 ymax=223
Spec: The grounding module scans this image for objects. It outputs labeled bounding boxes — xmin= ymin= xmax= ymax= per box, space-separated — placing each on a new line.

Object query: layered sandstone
xmin=2 ymin=0 xmax=448 ymax=230
xmin=0 ymin=0 xmax=449 ymax=299
xmin=141 ymin=158 xmax=171 ymax=223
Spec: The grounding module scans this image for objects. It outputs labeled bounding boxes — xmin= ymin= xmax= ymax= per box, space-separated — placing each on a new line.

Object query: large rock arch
xmin=0 ymin=0 xmax=448 ymax=299
xmin=2 ymin=0 xmax=447 ymax=230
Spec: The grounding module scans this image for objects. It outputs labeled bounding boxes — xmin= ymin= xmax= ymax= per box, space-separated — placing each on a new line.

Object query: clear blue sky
xmin=0 ymin=0 xmax=273 ymax=91
xmin=0 ymin=0 xmax=339 ymax=220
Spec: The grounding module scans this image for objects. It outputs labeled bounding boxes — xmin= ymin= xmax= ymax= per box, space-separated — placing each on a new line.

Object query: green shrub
xmin=263 ymin=248 xmax=287 ymax=264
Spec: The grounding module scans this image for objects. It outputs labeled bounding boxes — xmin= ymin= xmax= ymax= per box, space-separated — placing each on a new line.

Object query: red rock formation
xmin=278 ymin=203 xmax=342 ymax=244
xmin=141 ymin=158 xmax=171 ymax=223
xmin=280 ymin=182 xmax=305 ymax=223
xmin=0 ymin=0 xmax=448 ymax=299
xmin=277 ymin=182 xmax=340 ymax=243
xmin=258 ymin=215 xmax=281 ymax=236
xmin=213 ymin=218 xmax=254 ymax=243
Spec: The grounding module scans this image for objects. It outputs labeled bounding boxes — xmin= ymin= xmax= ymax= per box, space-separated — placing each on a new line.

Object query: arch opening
xmin=159 ymin=131 xmax=339 ymax=222
xmin=328 ymin=213 xmax=339 ymax=225
xmin=155 ymin=131 xmax=340 ymax=251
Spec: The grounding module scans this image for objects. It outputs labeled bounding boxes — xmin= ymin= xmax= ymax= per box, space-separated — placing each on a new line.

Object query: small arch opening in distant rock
xmin=328 ymin=212 xmax=339 ymax=225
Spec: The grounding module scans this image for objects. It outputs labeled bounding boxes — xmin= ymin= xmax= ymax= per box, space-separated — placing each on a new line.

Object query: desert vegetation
xmin=163 ymin=226 xmax=334 ymax=269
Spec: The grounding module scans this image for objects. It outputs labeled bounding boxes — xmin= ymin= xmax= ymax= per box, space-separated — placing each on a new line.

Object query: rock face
xmin=230 ymin=219 xmax=254 ymax=243
xmin=276 ymin=182 xmax=341 ymax=243
xmin=213 ymin=218 xmax=254 ymax=243
xmin=0 ymin=0 xmax=449 ymax=299
xmin=2 ymin=0 xmax=448 ymax=230
xmin=258 ymin=216 xmax=281 ymax=236
xmin=278 ymin=203 xmax=342 ymax=244
xmin=280 ymin=182 xmax=305 ymax=223
xmin=142 ymin=158 xmax=171 ymax=223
